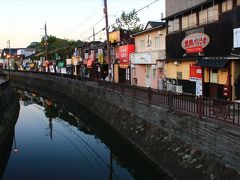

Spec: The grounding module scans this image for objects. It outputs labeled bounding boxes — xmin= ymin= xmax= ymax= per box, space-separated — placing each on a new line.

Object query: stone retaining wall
xmin=9 ymin=71 xmax=240 ymax=180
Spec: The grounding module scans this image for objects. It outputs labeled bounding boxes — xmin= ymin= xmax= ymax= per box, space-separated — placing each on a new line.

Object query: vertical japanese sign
xmin=190 ymin=64 xmax=203 ymax=96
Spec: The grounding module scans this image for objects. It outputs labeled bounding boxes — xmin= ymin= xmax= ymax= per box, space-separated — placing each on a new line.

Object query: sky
xmin=0 ymin=0 xmax=165 ymax=49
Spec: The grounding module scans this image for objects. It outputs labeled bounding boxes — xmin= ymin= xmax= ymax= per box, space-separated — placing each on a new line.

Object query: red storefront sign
xmin=182 ymin=33 xmax=210 ymax=54
xmin=190 ymin=64 xmax=202 ymax=81
xmin=119 ymin=44 xmax=135 ymax=68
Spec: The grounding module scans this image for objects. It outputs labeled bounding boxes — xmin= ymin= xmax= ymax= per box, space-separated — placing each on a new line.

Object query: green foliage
xmin=112 ymin=9 xmax=144 ymax=33
xmin=28 ymin=36 xmax=84 ymax=61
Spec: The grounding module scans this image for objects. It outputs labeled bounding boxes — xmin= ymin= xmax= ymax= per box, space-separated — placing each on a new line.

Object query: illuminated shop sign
xmin=181 ymin=33 xmax=210 ymax=54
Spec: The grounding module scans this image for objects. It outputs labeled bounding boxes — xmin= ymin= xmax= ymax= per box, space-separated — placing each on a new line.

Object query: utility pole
xmin=93 ymin=28 xmax=95 ymax=42
xmin=104 ymin=0 xmax=112 ymax=81
xmin=6 ymin=40 xmax=10 ymax=79
xmin=44 ymin=22 xmax=48 ymax=61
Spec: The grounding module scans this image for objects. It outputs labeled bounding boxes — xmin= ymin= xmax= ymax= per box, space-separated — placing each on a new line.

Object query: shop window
xmin=238 ymin=0 xmax=240 ymax=6
xmin=222 ymin=0 xmax=232 ymax=13
xmin=210 ymin=69 xmax=219 ymax=83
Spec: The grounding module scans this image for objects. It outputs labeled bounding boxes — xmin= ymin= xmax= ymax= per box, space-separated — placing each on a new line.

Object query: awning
xmin=119 ymin=64 xmax=129 ymax=69
xmin=196 ymin=57 xmax=229 ymax=68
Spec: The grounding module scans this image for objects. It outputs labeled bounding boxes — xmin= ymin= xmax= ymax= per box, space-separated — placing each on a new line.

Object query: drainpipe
xmin=228 ymin=62 xmax=232 ymax=101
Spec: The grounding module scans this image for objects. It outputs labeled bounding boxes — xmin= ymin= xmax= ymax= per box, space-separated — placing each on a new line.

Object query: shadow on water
xmin=0 ymin=91 xmax=20 ymax=179
xmin=13 ymin=83 xmax=171 ymax=180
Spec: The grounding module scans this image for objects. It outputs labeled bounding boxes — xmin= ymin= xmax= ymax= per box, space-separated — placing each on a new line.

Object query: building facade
xmin=165 ymin=0 xmax=240 ymax=100
xmin=130 ymin=22 xmax=166 ymax=89
xmin=109 ymin=29 xmax=134 ymax=84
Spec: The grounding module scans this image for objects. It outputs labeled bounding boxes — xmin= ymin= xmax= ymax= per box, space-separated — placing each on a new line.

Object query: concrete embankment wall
xmin=9 ymin=71 xmax=240 ymax=180
xmin=0 ymin=80 xmax=13 ymax=112
xmin=0 ymin=79 xmax=20 ymax=144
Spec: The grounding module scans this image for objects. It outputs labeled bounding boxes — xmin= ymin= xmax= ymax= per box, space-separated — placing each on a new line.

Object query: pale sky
xmin=0 ymin=0 xmax=165 ymax=49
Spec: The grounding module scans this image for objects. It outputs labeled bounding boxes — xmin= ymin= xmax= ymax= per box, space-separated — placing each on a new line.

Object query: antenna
xmin=161 ymin=13 xmax=164 ymax=21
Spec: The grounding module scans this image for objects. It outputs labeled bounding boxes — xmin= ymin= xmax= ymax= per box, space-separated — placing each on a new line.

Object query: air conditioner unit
xmin=167 ymin=83 xmax=173 ymax=91
xmin=175 ymin=85 xmax=183 ymax=93
xmin=157 ymin=61 xmax=164 ymax=68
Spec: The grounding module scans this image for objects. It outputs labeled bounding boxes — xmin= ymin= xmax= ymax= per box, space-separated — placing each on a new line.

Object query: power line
xmin=81 ymin=0 xmax=161 ymax=42
xmin=34 ymin=0 xmax=161 ymax=55
xmin=136 ymin=0 xmax=160 ymax=13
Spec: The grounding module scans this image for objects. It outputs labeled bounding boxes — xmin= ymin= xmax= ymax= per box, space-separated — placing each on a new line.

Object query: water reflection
xmin=0 ymin=92 xmax=20 ymax=179
xmin=1 ymin=89 xmax=170 ymax=180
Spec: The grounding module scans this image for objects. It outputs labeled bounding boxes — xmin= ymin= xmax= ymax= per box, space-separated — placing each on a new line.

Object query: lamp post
xmin=6 ymin=40 xmax=11 ymax=80
xmin=6 ymin=54 xmax=10 ymax=80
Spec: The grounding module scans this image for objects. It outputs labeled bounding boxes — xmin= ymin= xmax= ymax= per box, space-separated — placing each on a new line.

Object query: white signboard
xmin=66 ymin=58 xmax=72 ymax=65
xmin=196 ymin=78 xmax=202 ymax=96
xmin=130 ymin=53 xmax=152 ymax=64
xmin=234 ymin=28 xmax=240 ymax=48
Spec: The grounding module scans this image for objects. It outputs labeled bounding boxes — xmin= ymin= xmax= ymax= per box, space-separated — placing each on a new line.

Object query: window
xmin=153 ymin=69 xmax=156 ymax=79
xmin=147 ymin=34 xmax=152 ymax=48
xmin=140 ymin=40 xmax=145 ymax=50
xmin=237 ymin=0 xmax=240 ymax=6
xmin=155 ymin=37 xmax=160 ymax=48
xmin=168 ymin=20 xmax=174 ymax=33
xmin=234 ymin=28 xmax=240 ymax=48
xmin=182 ymin=15 xmax=189 ymax=29
xmin=182 ymin=13 xmax=197 ymax=29
xmin=222 ymin=0 xmax=232 ymax=12
xmin=199 ymin=9 xmax=208 ymax=25
xmin=199 ymin=4 xmax=219 ymax=25
xmin=131 ymin=66 xmax=136 ymax=77
xmin=213 ymin=4 xmax=219 ymax=21
xmin=126 ymin=68 xmax=130 ymax=80
xmin=189 ymin=13 xmax=197 ymax=27
xmin=210 ymin=69 xmax=218 ymax=83
xmin=173 ymin=18 xmax=180 ymax=31
xmin=168 ymin=18 xmax=180 ymax=33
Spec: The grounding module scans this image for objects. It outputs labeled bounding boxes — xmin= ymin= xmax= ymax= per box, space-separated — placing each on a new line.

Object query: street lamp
xmin=6 ymin=54 xmax=10 ymax=80
xmin=6 ymin=40 xmax=11 ymax=80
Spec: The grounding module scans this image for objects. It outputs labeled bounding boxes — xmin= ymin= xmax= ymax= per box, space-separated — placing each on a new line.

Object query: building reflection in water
xmin=12 ymin=89 xmax=170 ymax=180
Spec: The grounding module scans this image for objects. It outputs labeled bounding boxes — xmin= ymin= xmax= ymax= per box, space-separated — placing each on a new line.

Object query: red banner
xmin=190 ymin=64 xmax=202 ymax=79
xmin=119 ymin=44 xmax=135 ymax=68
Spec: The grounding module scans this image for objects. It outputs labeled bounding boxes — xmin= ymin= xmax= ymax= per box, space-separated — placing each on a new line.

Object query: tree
xmin=112 ymin=9 xmax=144 ymax=33
xmin=28 ymin=36 xmax=85 ymax=61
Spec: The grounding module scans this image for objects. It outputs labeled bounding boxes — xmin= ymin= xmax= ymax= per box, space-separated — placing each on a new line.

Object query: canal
xmin=1 ymin=88 xmax=170 ymax=180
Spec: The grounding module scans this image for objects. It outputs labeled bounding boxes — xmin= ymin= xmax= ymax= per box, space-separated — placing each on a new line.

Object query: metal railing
xmin=9 ymin=70 xmax=240 ymax=126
